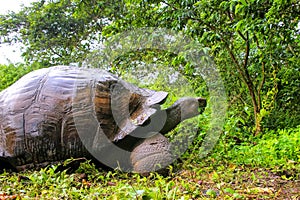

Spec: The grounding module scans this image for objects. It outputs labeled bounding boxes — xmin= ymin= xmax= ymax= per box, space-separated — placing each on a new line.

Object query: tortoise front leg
xmin=130 ymin=133 xmax=173 ymax=175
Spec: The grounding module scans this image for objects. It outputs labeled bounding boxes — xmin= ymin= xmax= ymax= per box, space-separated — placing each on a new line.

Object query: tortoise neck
xmin=160 ymin=105 xmax=182 ymax=135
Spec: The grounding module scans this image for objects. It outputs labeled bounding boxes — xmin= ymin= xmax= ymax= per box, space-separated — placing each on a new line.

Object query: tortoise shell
xmin=0 ymin=66 xmax=168 ymax=169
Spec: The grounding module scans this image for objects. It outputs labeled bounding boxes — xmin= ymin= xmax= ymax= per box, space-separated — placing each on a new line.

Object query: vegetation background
xmin=0 ymin=0 xmax=299 ymax=199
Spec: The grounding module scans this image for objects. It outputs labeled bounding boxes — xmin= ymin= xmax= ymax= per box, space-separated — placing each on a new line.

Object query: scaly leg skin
xmin=130 ymin=133 xmax=174 ymax=175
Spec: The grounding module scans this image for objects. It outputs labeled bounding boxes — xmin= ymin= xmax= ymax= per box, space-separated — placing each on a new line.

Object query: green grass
xmin=218 ymin=126 xmax=300 ymax=177
xmin=0 ymin=161 xmax=299 ymax=199
xmin=0 ymin=127 xmax=299 ymax=199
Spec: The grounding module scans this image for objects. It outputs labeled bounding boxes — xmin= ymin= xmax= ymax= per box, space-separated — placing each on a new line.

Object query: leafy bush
xmin=220 ymin=126 xmax=300 ymax=174
xmin=264 ymin=65 xmax=300 ymax=129
xmin=0 ymin=63 xmax=45 ymax=92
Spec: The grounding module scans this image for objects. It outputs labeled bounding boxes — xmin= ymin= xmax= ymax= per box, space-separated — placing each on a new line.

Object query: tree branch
xmin=237 ymin=30 xmax=247 ymax=41
xmin=162 ymin=0 xmax=178 ymax=11
xmin=253 ymin=33 xmax=262 ymax=49
xmin=243 ymin=31 xmax=249 ymax=69
xmin=49 ymin=47 xmax=63 ymax=58
xmin=221 ymin=38 xmax=249 ymax=85
xmin=254 ymin=32 xmax=265 ymax=111
xmin=226 ymin=10 xmax=233 ymax=21
xmin=257 ymin=61 xmax=265 ymax=111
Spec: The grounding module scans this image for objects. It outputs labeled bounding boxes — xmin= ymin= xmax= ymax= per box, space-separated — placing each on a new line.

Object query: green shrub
xmin=0 ymin=63 xmax=45 ymax=92
xmin=223 ymin=126 xmax=300 ymax=172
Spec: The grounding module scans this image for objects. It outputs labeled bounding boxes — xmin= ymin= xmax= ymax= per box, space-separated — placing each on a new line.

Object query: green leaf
xmin=239 ymin=0 xmax=248 ymax=6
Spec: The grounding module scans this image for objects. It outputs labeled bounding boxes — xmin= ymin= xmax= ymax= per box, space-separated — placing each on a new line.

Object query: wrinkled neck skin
xmin=128 ymin=104 xmax=183 ymax=139
xmin=160 ymin=104 xmax=184 ymax=135
xmin=115 ymin=105 xmax=184 ymax=152
xmin=129 ymin=97 xmax=205 ymax=139
xmin=160 ymin=97 xmax=205 ymax=134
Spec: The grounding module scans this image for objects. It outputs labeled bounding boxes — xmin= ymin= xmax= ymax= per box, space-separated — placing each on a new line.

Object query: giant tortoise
xmin=0 ymin=66 xmax=206 ymax=174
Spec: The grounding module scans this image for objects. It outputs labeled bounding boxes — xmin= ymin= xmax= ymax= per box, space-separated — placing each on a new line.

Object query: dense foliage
xmin=1 ymin=0 xmax=299 ymax=135
xmin=108 ymin=0 xmax=300 ymax=135
xmin=0 ymin=0 xmax=124 ymax=65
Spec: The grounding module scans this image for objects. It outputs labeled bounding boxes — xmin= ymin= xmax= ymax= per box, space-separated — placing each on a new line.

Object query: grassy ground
xmin=0 ymin=159 xmax=299 ymax=200
xmin=0 ymin=127 xmax=299 ymax=199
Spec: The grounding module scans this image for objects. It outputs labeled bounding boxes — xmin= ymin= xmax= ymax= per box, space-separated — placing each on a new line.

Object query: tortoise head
xmin=159 ymin=97 xmax=207 ymax=134
xmin=170 ymin=97 xmax=207 ymax=120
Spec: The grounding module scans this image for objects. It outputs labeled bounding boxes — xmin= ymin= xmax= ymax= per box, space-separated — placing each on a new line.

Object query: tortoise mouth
xmin=197 ymin=97 xmax=207 ymax=108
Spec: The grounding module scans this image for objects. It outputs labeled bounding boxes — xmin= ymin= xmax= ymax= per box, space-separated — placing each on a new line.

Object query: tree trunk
xmin=253 ymin=102 xmax=262 ymax=136
xmin=224 ymin=31 xmax=263 ymax=136
xmin=247 ymin=82 xmax=262 ymax=136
